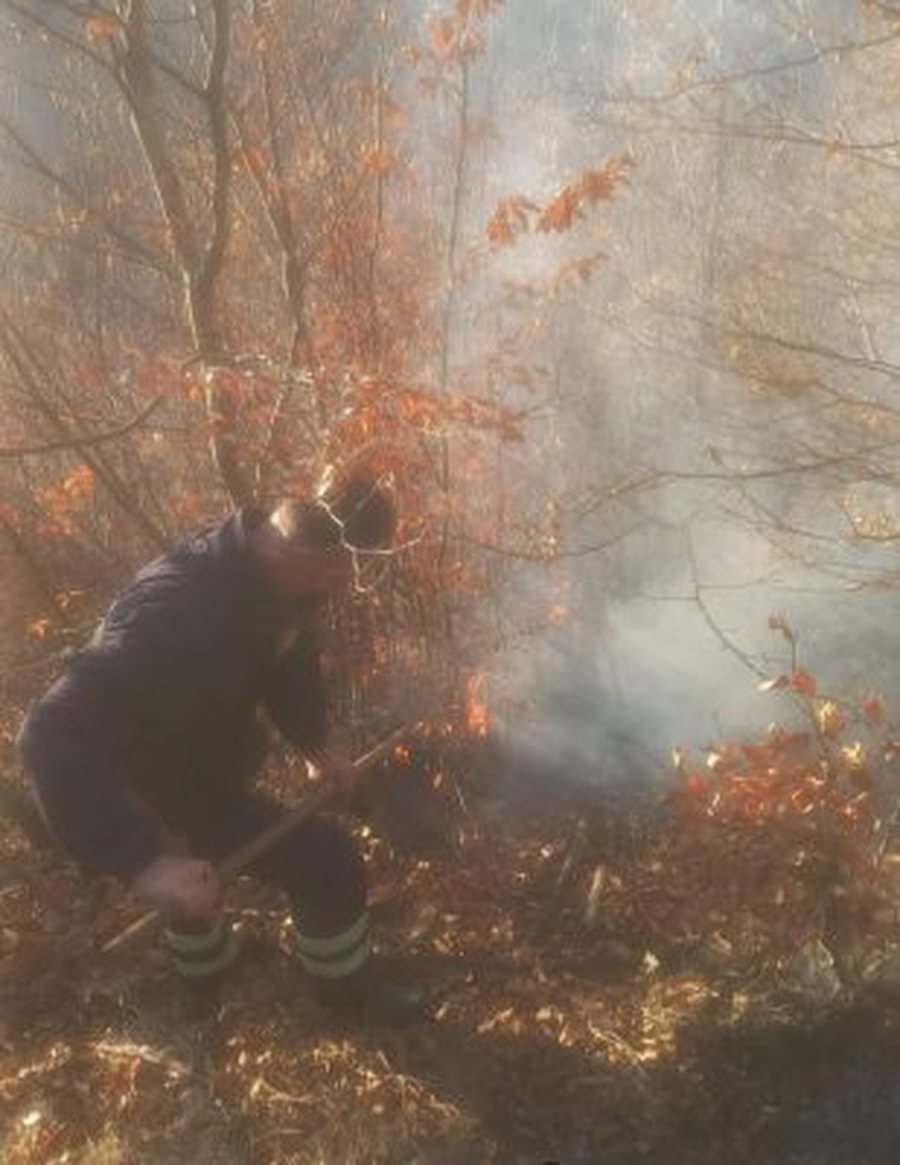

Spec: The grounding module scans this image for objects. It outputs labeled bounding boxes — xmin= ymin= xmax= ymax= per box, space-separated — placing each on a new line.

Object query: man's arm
xmin=261 ymin=625 xmax=328 ymax=752
xmin=261 ymin=627 xmax=368 ymax=801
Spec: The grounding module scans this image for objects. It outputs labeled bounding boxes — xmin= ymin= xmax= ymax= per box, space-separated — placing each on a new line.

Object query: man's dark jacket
xmin=17 ymin=510 xmax=327 ymax=882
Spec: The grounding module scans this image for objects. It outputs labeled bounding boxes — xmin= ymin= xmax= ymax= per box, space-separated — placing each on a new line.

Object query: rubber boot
xmin=310 ymin=959 xmax=429 ymax=1027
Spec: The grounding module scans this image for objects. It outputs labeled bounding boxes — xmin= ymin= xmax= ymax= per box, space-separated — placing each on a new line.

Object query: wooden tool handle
xmin=100 ymin=722 xmax=415 ymax=953
xmin=216 ymin=781 xmax=336 ymax=879
xmin=216 ymin=722 xmax=415 ymax=878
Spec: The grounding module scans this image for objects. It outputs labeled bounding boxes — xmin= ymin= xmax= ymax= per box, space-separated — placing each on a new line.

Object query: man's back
xmin=17 ymin=510 xmax=326 ymax=880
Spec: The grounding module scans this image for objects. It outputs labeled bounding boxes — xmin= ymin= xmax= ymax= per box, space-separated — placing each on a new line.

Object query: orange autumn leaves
xmin=427 ymin=0 xmax=505 ymax=64
xmin=487 ymin=155 xmax=633 ymax=249
xmin=326 ymin=376 xmax=525 ymax=471
xmin=757 ymin=669 xmax=886 ymax=741
xmin=40 ymin=464 xmax=95 ymax=537
xmin=85 ymin=11 xmax=120 ymax=43
xmin=664 ymin=668 xmax=896 ymax=958
xmin=674 ymin=669 xmax=892 ymax=879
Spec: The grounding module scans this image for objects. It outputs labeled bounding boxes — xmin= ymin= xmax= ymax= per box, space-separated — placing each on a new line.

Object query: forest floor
xmin=4 ymin=759 xmax=900 ymax=1165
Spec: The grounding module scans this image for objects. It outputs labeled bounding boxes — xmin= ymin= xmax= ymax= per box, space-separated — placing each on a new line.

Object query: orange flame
xmin=465 ymin=672 xmax=490 ymax=738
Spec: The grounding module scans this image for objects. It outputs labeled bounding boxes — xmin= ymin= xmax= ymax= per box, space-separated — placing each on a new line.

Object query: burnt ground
xmin=3 ymin=769 xmax=900 ymax=1165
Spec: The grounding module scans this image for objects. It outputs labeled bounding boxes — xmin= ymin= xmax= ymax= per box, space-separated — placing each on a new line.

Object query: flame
xmin=465 ymin=672 xmax=490 ymax=738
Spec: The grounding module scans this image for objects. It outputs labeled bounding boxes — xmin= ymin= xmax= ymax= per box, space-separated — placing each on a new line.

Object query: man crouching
xmin=17 ymin=475 xmax=421 ymax=1024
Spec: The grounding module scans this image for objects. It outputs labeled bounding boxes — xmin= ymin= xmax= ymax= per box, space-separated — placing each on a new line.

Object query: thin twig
xmin=0 ymin=396 xmax=164 ymax=458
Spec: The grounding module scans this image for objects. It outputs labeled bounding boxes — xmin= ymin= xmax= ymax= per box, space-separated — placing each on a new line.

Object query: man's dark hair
xmin=269 ymin=475 xmax=395 ymax=554
xmin=319 ymin=474 xmax=396 ymax=551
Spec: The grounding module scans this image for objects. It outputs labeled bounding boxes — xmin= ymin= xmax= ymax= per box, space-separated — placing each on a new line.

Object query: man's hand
xmin=306 ymin=746 xmax=362 ymax=802
xmin=131 ymin=854 xmax=221 ymax=921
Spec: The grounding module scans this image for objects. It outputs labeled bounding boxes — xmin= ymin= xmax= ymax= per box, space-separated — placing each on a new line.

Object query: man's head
xmin=253 ymin=475 xmax=396 ymax=604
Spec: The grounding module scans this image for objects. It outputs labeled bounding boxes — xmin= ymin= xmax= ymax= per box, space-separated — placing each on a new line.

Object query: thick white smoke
xmin=409 ymin=0 xmax=900 ymax=786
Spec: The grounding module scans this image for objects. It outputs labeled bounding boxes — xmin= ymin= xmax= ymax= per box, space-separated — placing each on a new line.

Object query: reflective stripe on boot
xmin=292 ymin=913 xmax=371 ymax=980
xmin=164 ymin=917 xmax=239 ymax=979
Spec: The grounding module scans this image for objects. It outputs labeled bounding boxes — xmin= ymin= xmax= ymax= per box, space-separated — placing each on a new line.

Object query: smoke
xmin=410 ymin=0 xmax=900 ymax=787
xmin=3 ymin=0 xmax=897 ymax=790
xmin=492 ymin=519 xmax=900 ymax=790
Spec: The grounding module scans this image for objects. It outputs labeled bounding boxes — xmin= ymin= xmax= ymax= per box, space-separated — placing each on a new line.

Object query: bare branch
xmin=0 ymin=118 xmax=166 ymax=270
xmin=0 ymin=395 xmax=164 ymax=459
xmin=563 ymin=26 xmax=900 ymax=107
xmin=0 ymin=309 xmax=168 ymax=549
xmin=685 ymin=528 xmax=768 ymax=679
